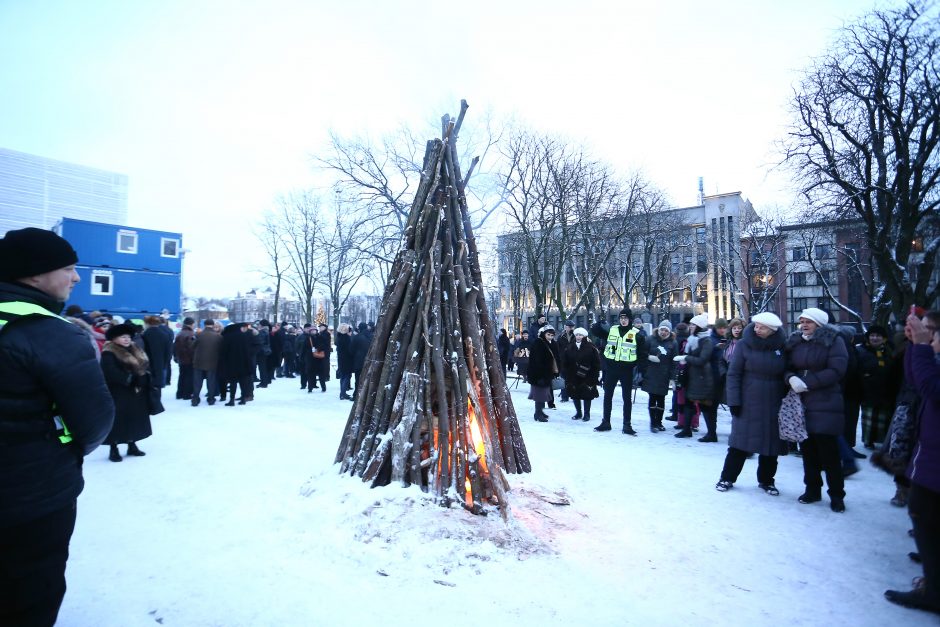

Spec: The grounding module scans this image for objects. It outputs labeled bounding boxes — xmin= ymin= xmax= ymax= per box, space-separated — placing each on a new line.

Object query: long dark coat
xmin=784 ymin=325 xmax=848 ymax=435
xmin=683 ymin=333 xmax=715 ymax=402
xmin=856 ymin=342 xmax=895 ymax=408
xmin=304 ymin=331 xmax=332 ymax=382
xmin=725 ymin=324 xmax=787 ymax=456
xmin=528 ymin=337 xmax=561 ymax=387
xmin=561 ymin=340 xmax=600 ymax=400
xmin=100 ymin=344 xmax=153 ymax=444
xmin=142 ymin=325 xmax=172 ymax=388
xmin=336 ymin=331 xmax=353 ymax=375
xmin=219 ymin=324 xmax=255 ymax=379
xmin=642 ymin=333 xmax=677 ymax=396
xmin=350 ymin=327 xmax=371 ymax=374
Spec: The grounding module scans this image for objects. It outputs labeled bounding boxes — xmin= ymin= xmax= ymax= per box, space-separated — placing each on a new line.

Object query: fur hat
xmin=657 ymin=319 xmax=673 ymax=331
xmin=689 ymin=314 xmax=710 ymax=330
xmin=798 ymin=307 xmax=829 ymax=328
xmin=866 ymin=324 xmax=888 ymax=338
xmin=538 ymin=325 xmax=556 ymax=337
xmin=751 ymin=312 xmax=783 ymax=331
xmin=105 ymin=322 xmax=139 ymax=341
xmin=573 ymin=327 xmax=589 ymax=337
xmin=0 ymin=228 xmax=79 ymax=282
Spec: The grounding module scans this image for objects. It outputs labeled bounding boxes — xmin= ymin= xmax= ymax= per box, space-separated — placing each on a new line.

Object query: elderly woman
xmin=528 ymin=325 xmax=561 ymax=422
xmin=335 ymin=323 xmax=354 ymax=400
xmin=643 ymin=320 xmax=677 ymax=432
xmin=674 ymin=314 xmax=715 ymax=439
xmin=784 ymin=307 xmax=849 ymax=512
xmin=716 ymin=313 xmax=787 ymax=494
xmin=100 ymin=322 xmax=153 ymax=462
xmin=562 ymin=327 xmax=601 ymax=422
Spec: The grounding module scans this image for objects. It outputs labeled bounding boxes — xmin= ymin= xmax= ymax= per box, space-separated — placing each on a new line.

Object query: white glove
xmin=673 ymin=355 xmax=687 ymax=363
xmin=789 ymin=376 xmax=808 ymax=393
xmin=657 ymin=346 xmax=668 ymax=356
xmin=648 ymin=355 xmax=661 ymax=363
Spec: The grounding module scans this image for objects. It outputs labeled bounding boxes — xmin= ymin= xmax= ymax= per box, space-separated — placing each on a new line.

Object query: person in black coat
xmin=497 ymin=328 xmax=512 ymax=374
xmin=350 ymin=322 xmax=372 ymax=394
xmin=528 ymin=325 xmax=561 ymax=422
xmin=642 ymin=320 xmax=678 ymax=432
xmin=281 ymin=326 xmax=298 ymax=378
xmin=220 ymin=323 xmax=255 ymax=406
xmin=591 ymin=308 xmax=648 ymax=435
xmin=269 ymin=322 xmax=285 ymax=379
xmin=556 ymin=320 xmax=576 ymax=402
xmin=514 ymin=330 xmax=531 ymax=382
xmin=100 ymin=323 xmax=153 ymax=462
xmin=305 ymin=324 xmax=332 ymax=393
xmin=335 ymin=323 xmax=354 ymax=400
xmin=142 ymin=315 xmax=172 ymax=389
xmin=562 ymin=327 xmax=600 ymax=421
xmin=856 ymin=325 xmax=896 ymax=448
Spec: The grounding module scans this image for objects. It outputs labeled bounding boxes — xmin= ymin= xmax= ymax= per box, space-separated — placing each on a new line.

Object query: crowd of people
xmin=507 ymin=304 xmax=939 ymax=616
xmin=1 ymin=224 xmax=938 ymax=623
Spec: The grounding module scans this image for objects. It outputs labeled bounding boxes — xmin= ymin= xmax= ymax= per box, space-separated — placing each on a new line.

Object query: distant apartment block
xmin=0 ymin=147 xmax=128 ymax=235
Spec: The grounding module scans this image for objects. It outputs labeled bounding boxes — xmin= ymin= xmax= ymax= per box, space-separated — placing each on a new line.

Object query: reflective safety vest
xmin=604 ymin=326 xmax=639 ymax=363
xmin=0 ymin=301 xmax=73 ymax=444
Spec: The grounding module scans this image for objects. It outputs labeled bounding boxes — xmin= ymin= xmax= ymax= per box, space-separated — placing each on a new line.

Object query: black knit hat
xmin=0 ymin=228 xmax=79 ymax=281
xmin=619 ymin=308 xmax=633 ymax=319
xmin=105 ymin=322 xmax=139 ymax=341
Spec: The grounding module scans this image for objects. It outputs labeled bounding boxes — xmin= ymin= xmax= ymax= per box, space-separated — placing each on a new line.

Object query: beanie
xmin=658 ymin=319 xmax=673 ymax=331
xmin=714 ymin=318 xmax=729 ymax=329
xmin=689 ymin=314 xmax=710 ymax=330
xmin=751 ymin=312 xmax=783 ymax=331
xmin=798 ymin=307 xmax=829 ymax=328
xmin=0 ymin=228 xmax=79 ymax=281
xmin=619 ymin=308 xmax=633 ymax=319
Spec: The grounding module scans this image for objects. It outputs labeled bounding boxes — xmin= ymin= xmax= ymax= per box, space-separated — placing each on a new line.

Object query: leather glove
xmin=789 ymin=376 xmax=808 ymax=393
xmin=673 ymin=355 xmax=687 ymax=363
xmin=648 ymin=355 xmax=661 ymax=363
xmin=729 ymin=405 xmax=742 ymax=418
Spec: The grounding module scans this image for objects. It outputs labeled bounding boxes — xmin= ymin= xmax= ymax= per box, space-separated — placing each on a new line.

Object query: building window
xmin=792 ymin=272 xmax=808 ymax=287
xmin=815 ymin=244 xmax=832 ymax=259
xmin=792 ymin=297 xmax=808 ymax=312
xmin=117 ymin=230 xmax=138 ymax=254
xmin=161 ymin=237 xmax=180 ymax=258
xmin=792 ymin=247 xmax=806 ymax=261
xmin=91 ymin=270 xmax=113 ymax=296
xmin=912 ymin=237 xmax=924 ymax=252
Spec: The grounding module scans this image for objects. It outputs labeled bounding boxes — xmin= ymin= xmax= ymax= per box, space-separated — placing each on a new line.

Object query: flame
xmin=464 ymin=397 xmax=489 ymax=508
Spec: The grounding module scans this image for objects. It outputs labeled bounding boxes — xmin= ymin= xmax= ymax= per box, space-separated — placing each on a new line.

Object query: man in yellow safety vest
xmin=0 ymin=227 xmax=114 ymax=626
xmin=591 ymin=307 xmax=648 ymax=435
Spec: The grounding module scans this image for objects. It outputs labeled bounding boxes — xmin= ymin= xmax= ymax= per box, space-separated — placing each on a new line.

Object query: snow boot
xmin=108 ymin=445 xmax=122 ymax=462
xmin=675 ymin=427 xmax=693 ymax=438
xmin=798 ymin=490 xmax=822 ymax=504
xmin=622 ymin=423 xmax=637 ymax=436
xmin=698 ymin=433 xmax=718 ymax=442
xmin=830 ymin=498 xmax=846 ymax=513
xmin=594 ymin=420 xmax=612 ymax=432
xmin=126 ymin=442 xmax=145 ymax=457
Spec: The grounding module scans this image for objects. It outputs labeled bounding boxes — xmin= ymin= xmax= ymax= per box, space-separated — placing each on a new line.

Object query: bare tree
xmin=317 ymin=193 xmax=376 ymax=330
xmin=255 ymin=211 xmax=289 ymax=322
xmin=781 ymin=1 xmax=940 ymax=323
xmin=278 ymin=191 xmax=321 ymax=324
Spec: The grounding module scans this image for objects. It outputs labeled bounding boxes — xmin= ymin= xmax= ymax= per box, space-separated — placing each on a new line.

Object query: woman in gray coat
xmin=716 ymin=313 xmax=787 ymax=494
xmin=674 ymin=314 xmax=715 ymax=440
xmin=784 ymin=308 xmax=849 ymax=512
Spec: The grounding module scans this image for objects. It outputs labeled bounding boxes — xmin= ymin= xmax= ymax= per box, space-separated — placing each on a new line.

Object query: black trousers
xmin=602 ymin=365 xmax=635 ymax=426
xmin=720 ymin=446 xmax=778 ymax=485
xmin=176 ymin=363 xmax=194 ymax=399
xmin=801 ymin=433 xmax=844 ymax=499
xmin=909 ymin=483 xmax=940 ymax=604
xmin=0 ymin=501 xmax=77 ymax=627
xmin=573 ymin=398 xmax=593 ymax=418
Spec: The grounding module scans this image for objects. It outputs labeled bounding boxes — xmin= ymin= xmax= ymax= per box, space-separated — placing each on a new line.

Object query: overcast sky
xmin=0 ymin=0 xmax=888 ymax=298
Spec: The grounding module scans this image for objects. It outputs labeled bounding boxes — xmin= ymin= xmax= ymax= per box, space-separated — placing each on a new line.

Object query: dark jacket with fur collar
xmin=100 ymin=342 xmax=153 ymax=444
xmin=784 ymin=324 xmax=848 ymax=435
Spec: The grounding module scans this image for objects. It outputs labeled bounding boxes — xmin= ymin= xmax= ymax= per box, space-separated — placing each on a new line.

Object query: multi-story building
xmin=0 ymin=147 xmax=128 ymax=235
xmin=496 ymin=191 xmax=757 ymax=331
xmin=228 ymin=288 xmax=303 ymax=324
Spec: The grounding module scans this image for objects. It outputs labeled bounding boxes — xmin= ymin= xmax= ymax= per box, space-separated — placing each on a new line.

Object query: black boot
xmin=126 ymin=442 xmax=145 ymax=457
xmin=225 ymin=399 xmax=235 ymax=406
xmin=108 ymin=444 xmax=122 ymax=462
xmin=594 ymin=420 xmax=612 ymax=432
xmin=798 ymin=489 xmax=822 ymax=504
xmin=622 ymin=423 xmax=637 ymax=436
xmin=698 ymin=433 xmax=718 ymax=442
xmin=675 ymin=427 xmax=693 ymax=438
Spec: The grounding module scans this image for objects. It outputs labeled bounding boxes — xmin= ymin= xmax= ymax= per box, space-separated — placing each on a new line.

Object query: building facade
xmin=0 ymin=147 xmax=128 ymax=235
xmin=228 ymin=288 xmax=304 ymax=324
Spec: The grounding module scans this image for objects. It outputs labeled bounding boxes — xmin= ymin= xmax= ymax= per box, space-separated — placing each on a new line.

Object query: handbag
xmin=881 ymin=403 xmax=917 ymax=473
xmin=551 ymin=376 xmax=564 ymax=391
xmin=312 ymin=349 xmax=326 ymax=359
xmin=778 ymin=390 xmax=808 ymax=443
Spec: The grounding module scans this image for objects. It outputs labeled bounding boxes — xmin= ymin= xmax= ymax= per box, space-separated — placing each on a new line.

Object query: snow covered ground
xmin=59 ymin=369 xmax=933 ymax=627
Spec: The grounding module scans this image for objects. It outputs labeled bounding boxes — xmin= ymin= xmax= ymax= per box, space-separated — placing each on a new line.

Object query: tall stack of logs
xmin=334 ymin=101 xmax=531 ymax=515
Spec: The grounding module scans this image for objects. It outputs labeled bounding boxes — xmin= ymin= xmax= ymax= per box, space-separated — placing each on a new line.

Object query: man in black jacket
xmin=0 ymin=228 xmax=115 ymax=626
xmin=591 ymin=308 xmax=648 ymax=435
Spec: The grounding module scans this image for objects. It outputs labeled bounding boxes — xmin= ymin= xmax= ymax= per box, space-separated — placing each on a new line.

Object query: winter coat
xmin=304 ymin=331 xmax=332 ymax=381
xmin=528 ymin=337 xmax=561 ymax=387
xmin=561 ymin=340 xmax=600 ymax=400
xmin=784 ymin=325 xmax=848 ymax=435
xmin=642 ymin=334 xmax=677 ymax=397
xmin=336 ymin=331 xmax=353 ymax=375
xmin=143 ymin=325 xmax=172 ymax=388
xmin=683 ymin=333 xmax=714 ymax=402
xmin=192 ymin=327 xmax=222 ymax=371
xmin=497 ymin=332 xmax=512 ymax=360
xmin=856 ymin=342 xmax=896 ymax=408
xmin=905 ymin=345 xmax=940 ymax=493
xmin=0 ymin=281 xmax=115 ymax=527
xmin=100 ymin=343 xmax=154 ymax=445
xmin=257 ymin=328 xmax=272 ymax=356
xmin=220 ymin=324 xmax=255 ymax=379
xmin=725 ymin=324 xmax=787 ymax=456
xmin=350 ymin=329 xmax=371 ymax=374
xmin=270 ymin=327 xmax=285 ymax=358
xmin=173 ymin=325 xmax=196 ymax=365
